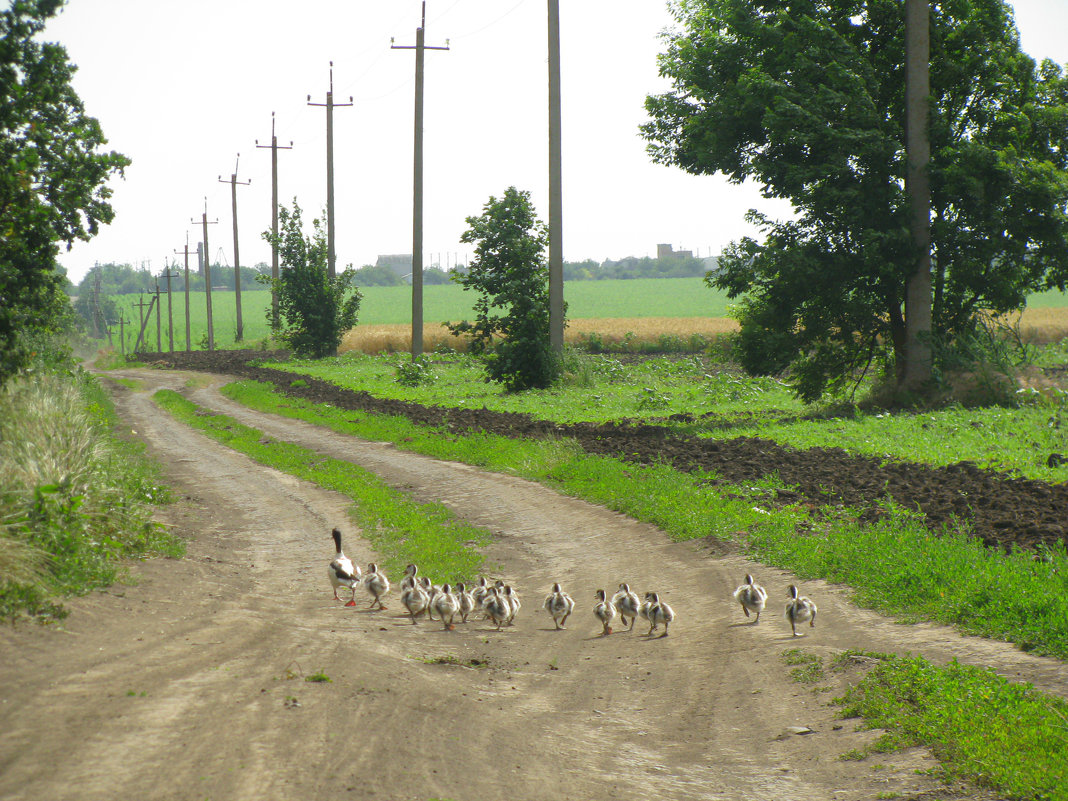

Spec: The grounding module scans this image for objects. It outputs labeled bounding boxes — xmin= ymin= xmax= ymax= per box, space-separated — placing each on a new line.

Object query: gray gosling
xmin=733 ymin=574 xmax=768 ymax=623
xmin=543 ymin=583 xmax=575 ymax=630
xmin=785 ymin=584 xmax=818 ymax=636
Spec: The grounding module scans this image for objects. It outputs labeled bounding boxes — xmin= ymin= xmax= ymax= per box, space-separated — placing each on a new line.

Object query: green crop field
xmin=106 ymin=278 xmax=1068 ymax=354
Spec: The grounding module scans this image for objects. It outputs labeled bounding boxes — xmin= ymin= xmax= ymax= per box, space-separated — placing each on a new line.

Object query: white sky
xmin=44 ymin=0 xmax=1068 ymax=284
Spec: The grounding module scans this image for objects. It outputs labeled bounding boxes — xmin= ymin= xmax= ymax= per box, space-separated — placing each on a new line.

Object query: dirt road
xmin=1 ymin=367 xmax=1064 ymax=801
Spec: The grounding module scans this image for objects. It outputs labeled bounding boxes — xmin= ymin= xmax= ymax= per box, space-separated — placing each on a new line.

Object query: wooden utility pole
xmin=161 ymin=263 xmax=180 ymax=354
xmin=219 ymin=154 xmax=251 ymax=342
xmin=154 ymin=280 xmax=163 ymax=353
xmin=903 ymin=0 xmax=932 ymax=391
xmin=133 ymin=292 xmax=157 ymax=354
xmin=256 ymin=112 xmax=293 ymax=330
xmin=548 ymin=0 xmax=564 ymax=354
xmin=175 ymin=234 xmax=196 ymax=352
xmin=308 ymin=63 xmax=353 ymax=279
xmin=118 ymin=312 xmax=127 ymax=357
xmin=193 ymin=201 xmax=219 ymax=351
xmin=392 ymin=1 xmax=450 ymax=360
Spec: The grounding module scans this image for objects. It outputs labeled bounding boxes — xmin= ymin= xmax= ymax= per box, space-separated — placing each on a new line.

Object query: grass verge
xmin=151 ymin=389 xmax=493 ymax=583
xmin=834 ymin=651 xmax=1068 ymax=801
xmin=0 ymin=369 xmax=182 ymax=620
xmin=215 ymin=379 xmax=1068 ymax=660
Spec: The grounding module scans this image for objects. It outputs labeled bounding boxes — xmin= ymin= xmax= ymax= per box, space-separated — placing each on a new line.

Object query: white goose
xmin=593 ymin=589 xmax=617 ymax=636
xmin=328 ymin=528 xmax=360 ymax=606
xmin=785 ymin=585 xmax=818 ymax=636
xmin=363 ymin=563 xmax=391 ymax=610
xmin=644 ymin=591 xmax=675 ymax=637
xmin=611 ymin=583 xmax=641 ymax=631
xmin=432 ymin=583 xmax=460 ymax=630
xmin=543 ymin=583 xmax=575 ymax=630
xmin=733 ymin=574 xmax=768 ymax=623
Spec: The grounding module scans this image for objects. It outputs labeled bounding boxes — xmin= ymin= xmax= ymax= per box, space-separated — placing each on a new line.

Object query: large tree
xmin=643 ymin=0 xmax=1068 ymax=401
xmin=0 ymin=0 xmax=130 ymax=384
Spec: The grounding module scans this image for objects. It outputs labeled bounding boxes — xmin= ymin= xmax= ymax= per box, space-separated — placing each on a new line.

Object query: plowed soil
xmin=152 ymin=349 xmax=1068 ymax=553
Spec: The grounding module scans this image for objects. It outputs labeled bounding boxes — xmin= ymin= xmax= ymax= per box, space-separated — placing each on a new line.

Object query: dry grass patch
xmin=340 ymin=317 xmax=739 ymax=355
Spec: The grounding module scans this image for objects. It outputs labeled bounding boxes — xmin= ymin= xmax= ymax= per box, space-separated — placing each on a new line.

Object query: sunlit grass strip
xmin=748 ymin=505 xmax=1068 ymax=660
xmin=219 ymin=379 xmax=1068 ymax=661
xmin=151 ymin=389 xmax=491 ymax=583
xmin=836 ymin=652 xmax=1068 ymax=801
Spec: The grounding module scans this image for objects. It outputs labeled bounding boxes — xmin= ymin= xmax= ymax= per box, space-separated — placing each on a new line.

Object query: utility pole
xmin=308 ymin=62 xmax=353 ymax=279
xmin=256 ymin=112 xmax=293 ymax=330
xmin=193 ymin=201 xmax=219 ymax=350
xmin=161 ymin=263 xmax=180 ymax=354
xmin=154 ymin=279 xmax=163 ymax=353
xmin=219 ymin=153 xmax=251 ymax=342
xmin=548 ymin=0 xmax=564 ymax=354
xmin=392 ymin=1 xmax=449 ymax=360
xmin=175 ymin=233 xmax=196 ymax=352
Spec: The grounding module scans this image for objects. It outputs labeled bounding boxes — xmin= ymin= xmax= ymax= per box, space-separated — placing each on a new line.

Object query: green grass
xmin=0 ymin=368 xmax=183 ymax=620
xmin=261 ymin=351 xmax=1068 ymax=483
xmin=835 ymin=652 xmax=1068 ymax=800
xmin=218 ymin=378 xmax=1068 ymax=660
xmin=151 ymin=389 xmax=493 ymax=583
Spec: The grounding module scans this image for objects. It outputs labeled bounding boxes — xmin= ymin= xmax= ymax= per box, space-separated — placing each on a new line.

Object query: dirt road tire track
xmin=2 ymin=366 xmax=1063 ymax=801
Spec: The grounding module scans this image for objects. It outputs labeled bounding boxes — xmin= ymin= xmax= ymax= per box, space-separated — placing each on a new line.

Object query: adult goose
xmin=328 ymin=528 xmax=360 ymax=606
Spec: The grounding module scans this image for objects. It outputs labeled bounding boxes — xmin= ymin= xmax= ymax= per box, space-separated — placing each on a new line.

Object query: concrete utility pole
xmin=161 ymin=263 xmax=180 ymax=354
xmin=392 ymin=1 xmax=449 ymax=360
xmin=308 ymin=62 xmax=353 ymax=279
xmin=256 ymin=112 xmax=293 ymax=330
xmin=219 ymin=154 xmax=251 ymax=342
xmin=193 ymin=200 xmax=219 ymax=351
xmin=154 ymin=279 xmax=163 ymax=353
xmin=548 ymin=0 xmax=564 ymax=354
xmin=175 ymin=234 xmax=196 ymax=352
xmin=903 ymin=0 xmax=932 ymax=391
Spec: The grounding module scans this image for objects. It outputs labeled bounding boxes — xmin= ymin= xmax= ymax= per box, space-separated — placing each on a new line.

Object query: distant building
xmin=376 ymin=254 xmax=412 ymax=283
xmin=657 ymin=243 xmax=694 ymax=260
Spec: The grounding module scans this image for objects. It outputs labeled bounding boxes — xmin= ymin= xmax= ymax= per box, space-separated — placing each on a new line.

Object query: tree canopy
xmin=0 ymin=0 xmax=130 ymax=384
xmin=260 ymin=201 xmax=361 ymax=358
xmin=643 ymin=0 xmax=1068 ymax=401
xmin=447 ymin=187 xmax=561 ymax=391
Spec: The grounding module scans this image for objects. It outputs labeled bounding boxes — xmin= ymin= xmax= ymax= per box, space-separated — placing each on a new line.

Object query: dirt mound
xmin=145 ymin=349 xmax=1068 ymax=553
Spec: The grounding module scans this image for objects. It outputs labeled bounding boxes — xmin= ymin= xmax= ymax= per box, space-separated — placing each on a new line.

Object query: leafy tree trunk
xmin=902 ymin=0 xmax=933 ymax=391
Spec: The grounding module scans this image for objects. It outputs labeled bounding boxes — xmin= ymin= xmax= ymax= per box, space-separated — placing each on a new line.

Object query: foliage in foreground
xmin=0 ymin=368 xmax=181 ymax=620
xmin=259 ymin=200 xmax=362 ymax=358
xmin=836 ymin=652 xmax=1068 ymax=801
xmin=152 ymin=389 xmax=491 ymax=583
xmin=446 ymin=186 xmax=561 ymax=391
xmin=645 ymin=0 xmax=1068 ymax=400
xmin=0 ymin=0 xmax=130 ymax=387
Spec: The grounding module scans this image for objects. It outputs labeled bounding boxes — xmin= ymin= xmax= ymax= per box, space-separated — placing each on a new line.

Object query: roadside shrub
xmin=395 ymin=357 xmax=437 ymax=387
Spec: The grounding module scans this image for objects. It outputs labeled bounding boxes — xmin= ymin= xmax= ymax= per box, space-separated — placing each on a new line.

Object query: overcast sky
xmin=44 ymin=0 xmax=1068 ymax=284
